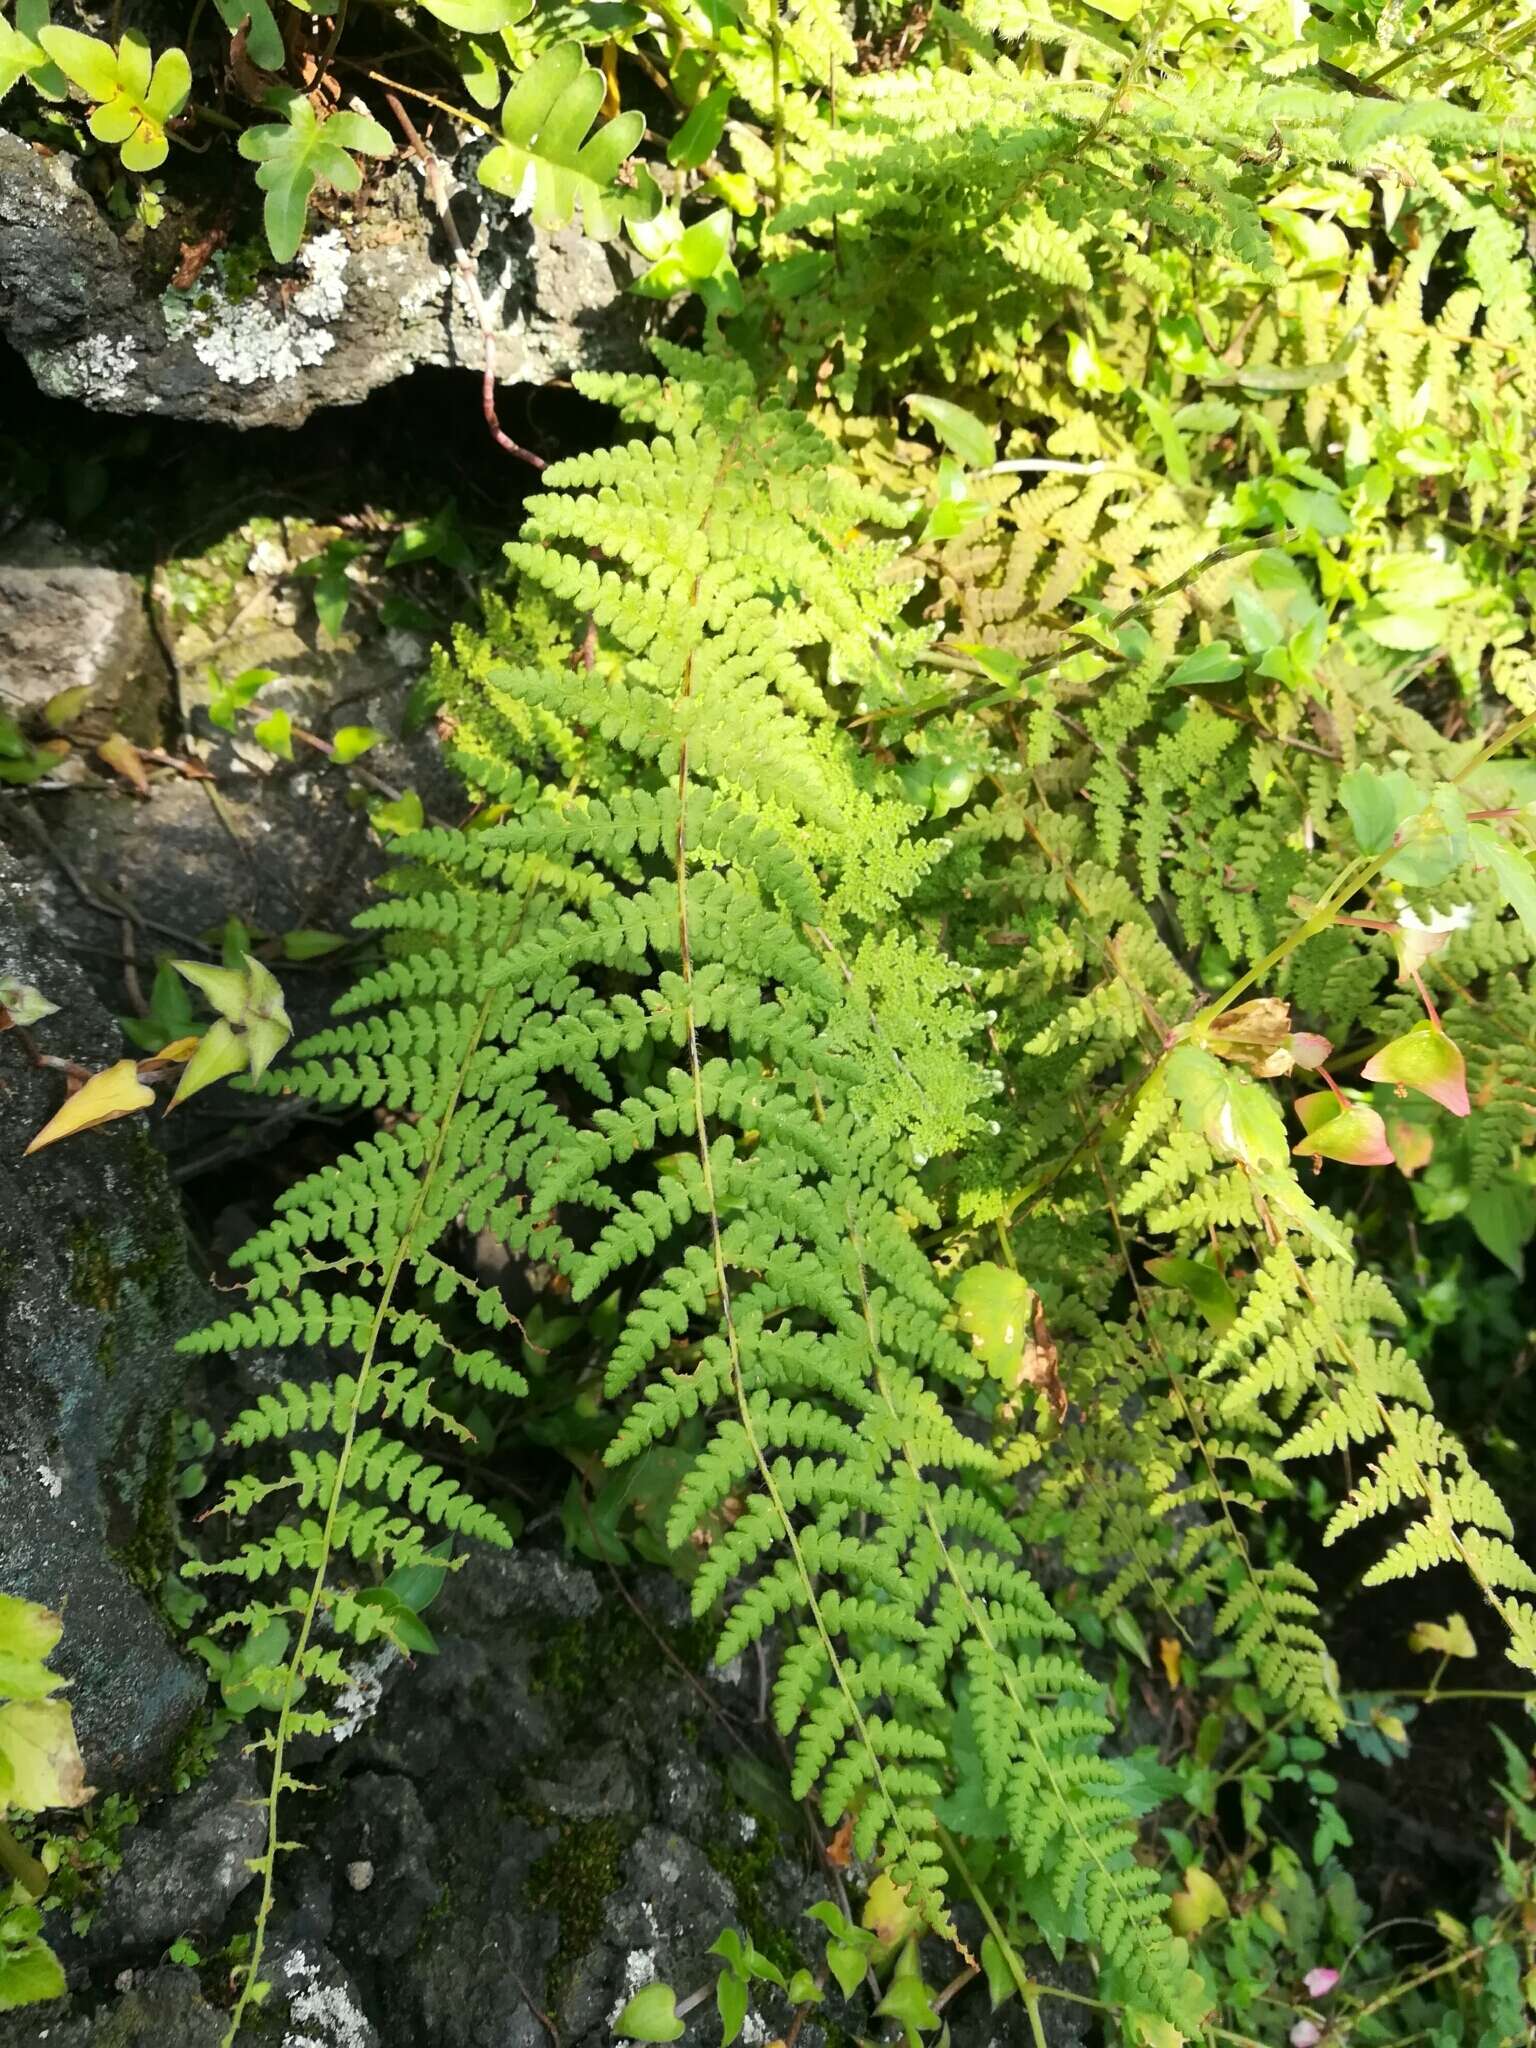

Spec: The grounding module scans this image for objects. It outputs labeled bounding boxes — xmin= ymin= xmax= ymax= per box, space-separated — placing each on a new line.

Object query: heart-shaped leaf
xmin=1291 ymin=1095 xmax=1393 ymax=1167
xmin=1362 ymin=1023 xmax=1469 ymax=1117
xmin=24 ymin=1060 xmax=155 ymax=1154
xmin=614 ymin=1983 xmax=684 ymax=2042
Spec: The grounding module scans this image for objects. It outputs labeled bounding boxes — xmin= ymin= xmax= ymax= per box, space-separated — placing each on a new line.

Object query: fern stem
xmin=1083 ymin=1134 xmax=1306 ymax=1694
xmin=1362 ymin=0 xmax=1504 ymax=86
xmin=1284 ymin=1249 xmax=1536 ymax=1674
xmin=218 ymin=990 xmax=496 ymax=2047
xmin=666 ymin=581 xmax=931 ymax=1906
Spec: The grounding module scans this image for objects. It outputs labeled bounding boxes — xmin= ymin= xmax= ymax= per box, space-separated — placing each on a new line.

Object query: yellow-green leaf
xmin=24 ymin=1060 xmax=155 ymax=1154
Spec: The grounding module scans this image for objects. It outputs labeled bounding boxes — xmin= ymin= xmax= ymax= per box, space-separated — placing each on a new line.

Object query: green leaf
xmin=239 ymin=96 xmax=394 ymax=265
xmin=979 ymin=1933 xmax=1017 ymax=2008
xmin=253 ymin=706 xmax=294 ymax=760
xmin=1337 ymin=765 xmax=1424 ymax=857
xmin=668 ymin=85 xmax=731 ymax=168
xmin=39 ymin=27 xmax=190 ymax=172
xmin=207 ymin=665 xmax=279 ymax=733
xmin=1471 ymin=823 xmax=1536 ymax=939
xmin=875 ymin=1970 xmax=940 ymax=2037
xmin=1465 ymin=1179 xmax=1535 ymax=1278
xmin=0 ymin=1933 xmax=66 ymax=2011
xmin=210 ymin=0 xmax=284 ymax=71
xmin=167 ymin=1017 xmax=249 ymax=1107
xmin=36 ymin=23 xmax=116 ymax=98
xmin=280 ymin=928 xmax=347 ymax=960
xmin=807 ymin=1903 xmax=874 ymax=1997
xmin=167 ymin=956 xmax=291 ymax=1103
xmin=0 ymin=1 xmax=66 ymax=105
xmin=614 ymin=1984 xmax=685 ymax=2042
xmin=905 ymin=394 xmax=996 ymax=470
xmin=1145 ymin=1255 xmax=1237 ymax=1332
xmin=417 ymin=0 xmax=530 ymax=29
xmin=478 ymin=45 xmax=644 ymax=238
xmin=1167 ymin=641 xmax=1242 ymax=688
xmin=1382 ymin=783 xmax=1468 ymax=889
xmin=369 ymin=789 xmax=424 ymax=835
xmin=353 ymin=1588 xmax=439 ymax=1657
xmin=383 ymin=1538 xmax=453 ymax=1614
xmin=952 ymin=1261 xmax=1032 ymax=1379
xmin=0 ymin=1595 xmax=62 ymax=1675
xmin=1167 ymin=1046 xmax=1290 ymax=1172
xmin=332 ymin=724 xmax=385 ymax=765
xmin=716 ymin=1966 xmax=748 ymax=2047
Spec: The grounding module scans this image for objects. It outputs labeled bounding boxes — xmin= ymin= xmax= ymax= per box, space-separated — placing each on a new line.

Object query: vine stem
xmin=384 ymin=92 xmax=547 ymax=471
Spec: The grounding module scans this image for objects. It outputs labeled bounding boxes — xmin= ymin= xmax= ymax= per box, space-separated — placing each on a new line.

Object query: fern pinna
xmin=186 ymin=347 xmax=1202 ymax=2036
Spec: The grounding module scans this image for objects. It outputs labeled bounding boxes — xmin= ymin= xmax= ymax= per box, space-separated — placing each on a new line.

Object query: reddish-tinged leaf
xmin=1292 ymin=1098 xmax=1393 ymax=1166
xmin=1362 ymin=1023 xmax=1470 ymax=1117
xmin=1288 ymin=1032 xmax=1332 ymax=1071
xmin=1292 ymin=1090 xmax=1343 ymax=1136
xmin=1387 ymin=1118 xmax=1434 ymax=1177
xmin=1389 ymin=903 xmax=1472 ymax=981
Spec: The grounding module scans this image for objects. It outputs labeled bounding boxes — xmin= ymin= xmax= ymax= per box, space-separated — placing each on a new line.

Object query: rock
xmin=0 ymin=507 xmax=463 ymax=1141
xmin=0 ymin=1966 xmax=225 ymax=2048
xmin=0 ymin=864 xmax=204 ymax=1787
xmin=85 ymin=1755 xmax=264 ymax=1956
xmin=13 ymin=1543 xmax=1093 ymax=2048
xmin=0 ymin=523 xmax=168 ymax=738
xmin=0 ymin=125 xmax=645 ymax=430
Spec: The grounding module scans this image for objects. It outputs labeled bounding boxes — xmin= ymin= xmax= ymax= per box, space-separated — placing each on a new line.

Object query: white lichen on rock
xmin=29 ymin=330 xmax=140 ymax=405
xmin=280 ymin=1945 xmax=374 ymax=2048
xmin=328 ymin=1645 xmax=396 ymax=1742
xmin=161 ymin=231 xmax=351 ymax=388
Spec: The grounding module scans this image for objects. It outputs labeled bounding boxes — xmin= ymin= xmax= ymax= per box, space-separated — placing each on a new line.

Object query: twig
xmin=168 ymin=1095 xmax=329 ymax=1184
xmin=121 ymin=919 xmax=147 ymax=1017
xmin=508 ymin=1964 xmax=561 ymax=2048
xmin=3 ymin=800 xmax=210 ymax=948
xmin=384 ymin=93 xmax=548 ymax=472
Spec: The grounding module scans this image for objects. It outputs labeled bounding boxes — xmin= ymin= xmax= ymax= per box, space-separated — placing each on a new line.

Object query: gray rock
xmin=0 ymin=1966 xmax=224 ymax=2048
xmin=0 ymin=863 xmax=204 ymax=1787
xmin=86 ymin=1755 xmax=264 ymax=1955
xmin=15 ymin=1543 xmax=1093 ymax=2048
xmin=0 ymin=123 xmax=645 ymax=429
xmin=0 ymin=524 xmax=167 ymax=737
